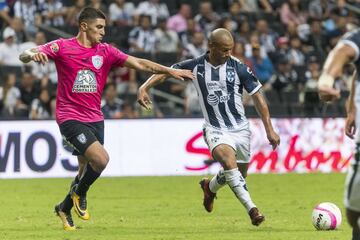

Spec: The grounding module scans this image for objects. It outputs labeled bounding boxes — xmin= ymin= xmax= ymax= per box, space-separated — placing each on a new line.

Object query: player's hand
xmin=137 ymin=86 xmax=152 ymax=110
xmin=318 ymin=86 xmax=341 ymax=102
xmin=32 ymin=52 xmax=48 ymax=65
xmin=345 ymin=111 xmax=356 ymax=139
xmin=267 ymin=130 xmax=280 ymax=150
xmin=168 ymin=69 xmax=194 ymax=81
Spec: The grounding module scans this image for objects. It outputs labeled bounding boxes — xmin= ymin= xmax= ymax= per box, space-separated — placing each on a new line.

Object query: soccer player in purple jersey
xmin=138 ymin=28 xmax=280 ymax=226
xmin=19 ymin=7 xmax=194 ymax=231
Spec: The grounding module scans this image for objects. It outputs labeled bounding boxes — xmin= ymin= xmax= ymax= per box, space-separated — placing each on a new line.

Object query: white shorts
xmin=344 ymin=162 xmax=360 ymax=212
xmin=203 ymin=125 xmax=251 ymax=164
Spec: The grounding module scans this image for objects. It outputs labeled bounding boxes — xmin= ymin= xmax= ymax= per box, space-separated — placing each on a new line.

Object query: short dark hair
xmin=78 ymin=7 xmax=106 ymax=25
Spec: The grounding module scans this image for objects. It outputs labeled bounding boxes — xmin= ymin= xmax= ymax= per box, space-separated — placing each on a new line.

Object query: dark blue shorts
xmin=59 ymin=120 xmax=104 ymax=156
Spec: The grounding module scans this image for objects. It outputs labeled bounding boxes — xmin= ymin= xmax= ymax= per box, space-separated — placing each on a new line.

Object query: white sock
xmin=224 ymin=168 xmax=256 ymax=212
xmin=209 ymin=169 xmax=226 ymax=193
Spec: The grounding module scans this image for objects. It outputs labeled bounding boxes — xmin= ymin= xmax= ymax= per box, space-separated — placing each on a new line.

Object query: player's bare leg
xmin=71 ymin=141 xmax=109 ymax=220
xmin=211 ymin=144 xmax=264 ymax=226
xmin=346 ymin=209 xmax=360 ymax=239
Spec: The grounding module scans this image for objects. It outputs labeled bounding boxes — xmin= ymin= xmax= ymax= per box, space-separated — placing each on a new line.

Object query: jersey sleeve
xmin=38 ymin=39 xmax=62 ymax=60
xmin=171 ymin=58 xmax=197 ymax=71
xmin=108 ymin=45 xmax=129 ymax=68
xmin=339 ymin=29 xmax=360 ymax=62
xmin=234 ymin=59 xmax=262 ymax=95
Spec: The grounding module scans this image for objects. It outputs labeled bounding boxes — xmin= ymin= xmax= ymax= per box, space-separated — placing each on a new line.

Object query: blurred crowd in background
xmin=0 ymin=0 xmax=359 ymax=120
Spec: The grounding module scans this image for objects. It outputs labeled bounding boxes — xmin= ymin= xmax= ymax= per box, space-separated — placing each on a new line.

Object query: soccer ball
xmin=312 ymin=202 xmax=342 ymax=230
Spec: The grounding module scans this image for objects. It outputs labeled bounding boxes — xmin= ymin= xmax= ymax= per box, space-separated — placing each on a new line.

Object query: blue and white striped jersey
xmin=340 ymin=28 xmax=360 ymax=144
xmin=172 ymin=53 xmax=262 ymax=130
xmin=340 ymin=28 xmax=360 ymax=82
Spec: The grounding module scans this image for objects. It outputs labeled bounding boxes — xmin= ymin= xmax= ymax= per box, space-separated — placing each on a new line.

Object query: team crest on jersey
xmin=72 ymin=70 xmax=97 ymax=93
xmin=77 ymin=133 xmax=87 ymax=144
xmin=226 ymin=70 xmax=235 ymax=82
xmin=50 ymin=42 xmax=59 ymax=52
xmin=92 ymin=55 xmax=103 ymax=69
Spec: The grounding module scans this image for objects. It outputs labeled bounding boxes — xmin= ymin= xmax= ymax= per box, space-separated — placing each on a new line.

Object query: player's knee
xmin=90 ymin=152 xmax=109 ymax=172
xmin=98 ymin=153 xmax=109 ymax=171
xmin=216 ymin=154 xmax=233 ymax=166
xmin=213 ymin=147 xmax=235 ymax=165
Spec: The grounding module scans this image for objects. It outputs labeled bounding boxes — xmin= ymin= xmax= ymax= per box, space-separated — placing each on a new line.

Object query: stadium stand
xmin=0 ymin=0 xmax=357 ymax=119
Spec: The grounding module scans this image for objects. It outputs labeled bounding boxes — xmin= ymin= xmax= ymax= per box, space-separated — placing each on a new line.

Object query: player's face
xmin=211 ymin=39 xmax=234 ymax=64
xmin=85 ymin=18 xmax=106 ymax=45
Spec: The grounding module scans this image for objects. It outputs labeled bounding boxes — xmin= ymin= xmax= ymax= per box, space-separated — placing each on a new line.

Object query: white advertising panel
xmin=0 ymin=118 xmax=354 ymax=178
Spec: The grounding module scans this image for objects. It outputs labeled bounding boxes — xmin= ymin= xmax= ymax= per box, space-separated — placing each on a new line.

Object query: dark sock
xmin=60 ymin=175 xmax=80 ymax=213
xmin=353 ymin=229 xmax=360 ymax=240
xmin=75 ymin=164 xmax=101 ymax=196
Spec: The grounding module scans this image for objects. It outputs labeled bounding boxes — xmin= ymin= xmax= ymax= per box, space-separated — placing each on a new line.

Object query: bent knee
xmin=213 ymin=145 xmax=236 ymax=162
xmin=90 ymin=152 xmax=109 ymax=172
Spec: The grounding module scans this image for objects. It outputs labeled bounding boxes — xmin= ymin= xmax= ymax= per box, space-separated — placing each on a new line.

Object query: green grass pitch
xmin=0 ymin=173 xmax=351 ymax=240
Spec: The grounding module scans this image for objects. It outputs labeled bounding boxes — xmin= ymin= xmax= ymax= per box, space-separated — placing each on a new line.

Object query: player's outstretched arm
xmin=19 ymin=48 xmax=48 ymax=65
xmin=137 ymin=74 xmax=168 ymax=110
xmin=124 ymin=56 xmax=194 ymax=81
xmin=252 ymin=91 xmax=280 ymax=150
xmin=318 ymin=43 xmax=355 ymax=102
xmin=345 ymin=70 xmax=357 ymax=139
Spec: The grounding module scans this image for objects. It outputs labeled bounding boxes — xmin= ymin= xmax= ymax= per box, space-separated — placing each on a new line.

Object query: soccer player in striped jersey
xmin=137 ymin=28 xmax=280 ymax=226
xmin=318 ymin=28 xmax=360 ymax=240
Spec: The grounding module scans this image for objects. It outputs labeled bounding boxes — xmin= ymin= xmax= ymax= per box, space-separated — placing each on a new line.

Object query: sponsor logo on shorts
xmin=210 ymin=136 xmax=219 ymax=143
xmin=211 ymin=130 xmax=223 ymax=135
xmin=77 ymin=133 xmax=87 ymax=144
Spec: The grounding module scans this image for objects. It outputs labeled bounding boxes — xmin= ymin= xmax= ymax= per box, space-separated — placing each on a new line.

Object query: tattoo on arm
xmin=140 ymin=59 xmax=170 ymax=74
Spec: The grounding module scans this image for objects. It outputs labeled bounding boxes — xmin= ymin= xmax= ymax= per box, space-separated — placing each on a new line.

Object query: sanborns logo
xmin=207 ymin=94 xmax=219 ymax=106
xmin=72 ymin=70 xmax=97 ymax=93
xmin=92 ymin=55 xmax=103 ymax=69
xmin=77 ymin=133 xmax=87 ymax=144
